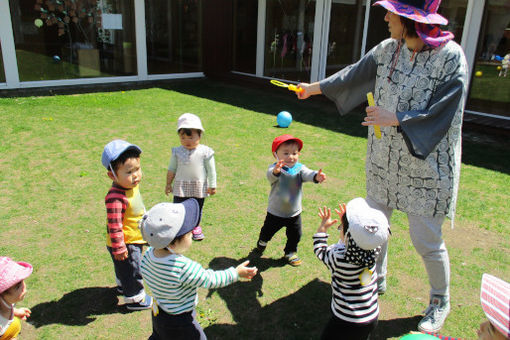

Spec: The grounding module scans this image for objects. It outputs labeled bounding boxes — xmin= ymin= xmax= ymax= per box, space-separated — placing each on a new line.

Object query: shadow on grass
xmin=28 ymin=286 xmax=130 ymax=327
xmin=205 ymin=256 xmax=421 ymax=340
xmin=373 ymin=315 xmax=423 ymax=339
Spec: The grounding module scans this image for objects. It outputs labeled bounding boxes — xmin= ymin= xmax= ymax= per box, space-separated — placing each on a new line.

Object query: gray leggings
xmin=368 ymin=197 xmax=450 ymax=298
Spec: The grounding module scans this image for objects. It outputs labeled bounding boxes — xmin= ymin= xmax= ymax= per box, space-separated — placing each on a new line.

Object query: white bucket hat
xmin=345 ymin=197 xmax=390 ymax=250
xmin=177 ymin=113 xmax=204 ymax=132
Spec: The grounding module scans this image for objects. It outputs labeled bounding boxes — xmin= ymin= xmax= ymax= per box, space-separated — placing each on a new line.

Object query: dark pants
xmin=258 ymin=212 xmax=302 ymax=255
xmin=107 ymin=244 xmax=144 ymax=300
xmin=321 ymin=315 xmax=378 ymax=340
xmin=173 ymin=196 xmax=205 ymax=225
xmin=149 ymin=309 xmax=206 ymax=340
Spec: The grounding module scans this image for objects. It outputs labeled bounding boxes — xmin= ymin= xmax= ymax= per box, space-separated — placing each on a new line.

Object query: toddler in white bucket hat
xmin=165 ymin=113 xmax=216 ymax=242
xmin=313 ymin=197 xmax=389 ymax=340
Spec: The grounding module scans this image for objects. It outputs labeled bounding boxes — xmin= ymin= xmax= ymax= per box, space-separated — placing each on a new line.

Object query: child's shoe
xmin=417 ymin=295 xmax=450 ymax=333
xmin=126 ymin=295 xmax=153 ymax=311
xmin=192 ymin=226 xmax=204 ymax=241
xmin=285 ymin=253 xmax=302 ymax=267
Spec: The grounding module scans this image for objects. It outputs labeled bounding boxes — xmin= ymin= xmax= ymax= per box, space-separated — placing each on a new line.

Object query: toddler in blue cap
xmin=101 ymin=139 xmax=152 ymax=310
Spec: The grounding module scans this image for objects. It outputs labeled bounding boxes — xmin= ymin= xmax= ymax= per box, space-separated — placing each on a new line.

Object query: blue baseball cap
xmin=101 ymin=139 xmax=142 ymax=169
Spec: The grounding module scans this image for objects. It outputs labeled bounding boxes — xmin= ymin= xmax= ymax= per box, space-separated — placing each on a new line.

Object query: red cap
xmin=272 ymin=134 xmax=303 ymax=153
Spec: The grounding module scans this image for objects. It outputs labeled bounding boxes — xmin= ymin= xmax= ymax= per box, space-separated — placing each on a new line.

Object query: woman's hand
xmin=296 ymin=82 xmax=322 ymax=100
xmin=363 ymin=105 xmax=399 ymax=127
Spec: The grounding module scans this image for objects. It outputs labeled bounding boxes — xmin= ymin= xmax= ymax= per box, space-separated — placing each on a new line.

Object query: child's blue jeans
xmin=107 ymin=244 xmax=145 ymax=303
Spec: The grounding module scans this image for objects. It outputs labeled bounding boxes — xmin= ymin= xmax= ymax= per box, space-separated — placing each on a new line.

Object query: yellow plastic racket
xmin=270 ymin=79 xmax=303 ymax=93
xmin=366 ymin=92 xmax=381 ymax=139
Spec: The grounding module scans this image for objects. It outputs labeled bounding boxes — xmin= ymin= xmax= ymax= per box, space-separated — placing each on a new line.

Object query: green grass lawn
xmin=1 ymin=79 xmax=509 ymax=339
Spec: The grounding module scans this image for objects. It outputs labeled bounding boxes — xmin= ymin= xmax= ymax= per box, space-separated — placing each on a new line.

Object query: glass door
xmin=264 ymin=0 xmax=317 ymax=82
xmin=324 ymin=0 xmax=367 ymax=77
xmin=0 ymin=40 xmax=5 ymax=83
xmin=145 ymin=0 xmax=202 ymax=75
xmin=467 ymin=0 xmax=510 ymax=117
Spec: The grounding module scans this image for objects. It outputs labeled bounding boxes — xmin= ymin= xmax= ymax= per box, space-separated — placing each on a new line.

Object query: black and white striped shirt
xmin=313 ymin=233 xmax=379 ymax=324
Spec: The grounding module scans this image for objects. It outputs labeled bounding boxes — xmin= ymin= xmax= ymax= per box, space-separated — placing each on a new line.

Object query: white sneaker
xmin=418 ymin=295 xmax=450 ymax=333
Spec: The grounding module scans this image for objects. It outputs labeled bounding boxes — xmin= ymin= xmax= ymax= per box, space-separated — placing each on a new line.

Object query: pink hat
xmin=0 ymin=257 xmax=33 ymax=294
xmin=374 ymin=0 xmax=448 ymax=25
xmin=480 ymin=274 xmax=510 ymax=338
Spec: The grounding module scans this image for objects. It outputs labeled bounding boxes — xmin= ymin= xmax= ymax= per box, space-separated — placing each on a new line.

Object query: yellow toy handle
xmin=270 ymin=80 xmax=303 ymax=93
xmin=287 ymin=84 xmax=303 ymax=93
xmin=366 ymin=92 xmax=381 ymax=139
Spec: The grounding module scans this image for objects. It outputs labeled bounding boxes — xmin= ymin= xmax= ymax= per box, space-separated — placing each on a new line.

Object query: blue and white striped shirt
xmin=141 ymin=248 xmax=238 ymax=314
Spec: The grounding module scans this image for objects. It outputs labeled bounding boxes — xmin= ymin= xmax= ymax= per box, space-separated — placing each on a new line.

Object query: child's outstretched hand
xmin=14 ymin=307 xmax=31 ymax=320
xmin=315 ymin=169 xmax=326 ymax=183
xmin=317 ymin=206 xmax=338 ymax=234
xmin=335 ymin=203 xmax=347 ymax=222
xmin=236 ymin=260 xmax=258 ymax=280
xmin=272 ymin=159 xmax=285 ymax=175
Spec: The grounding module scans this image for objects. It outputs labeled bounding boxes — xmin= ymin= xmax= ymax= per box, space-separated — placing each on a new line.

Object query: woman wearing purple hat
xmin=297 ymin=0 xmax=468 ymax=333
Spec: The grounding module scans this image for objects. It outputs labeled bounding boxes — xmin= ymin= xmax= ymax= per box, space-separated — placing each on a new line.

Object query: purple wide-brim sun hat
xmin=374 ymin=0 xmax=448 ymax=25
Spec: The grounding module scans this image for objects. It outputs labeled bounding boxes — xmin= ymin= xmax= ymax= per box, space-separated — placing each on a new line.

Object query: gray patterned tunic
xmin=320 ymin=39 xmax=468 ymax=218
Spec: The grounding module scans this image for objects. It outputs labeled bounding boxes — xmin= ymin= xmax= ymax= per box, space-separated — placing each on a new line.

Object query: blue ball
xmin=53 ymin=55 xmax=61 ymax=63
xmin=277 ymin=111 xmax=292 ymax=128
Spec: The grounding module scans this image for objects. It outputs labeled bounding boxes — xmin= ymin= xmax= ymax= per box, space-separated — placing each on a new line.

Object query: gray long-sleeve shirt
xmin=266 ymin=162 xmax=317 ymax=218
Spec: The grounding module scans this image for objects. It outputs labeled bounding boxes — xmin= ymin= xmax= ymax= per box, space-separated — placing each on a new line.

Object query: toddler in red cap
xmin=0 ymin=257 xmax=32 ymax=340
xmin=254 ymin=134 xmax=326 ymax=266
